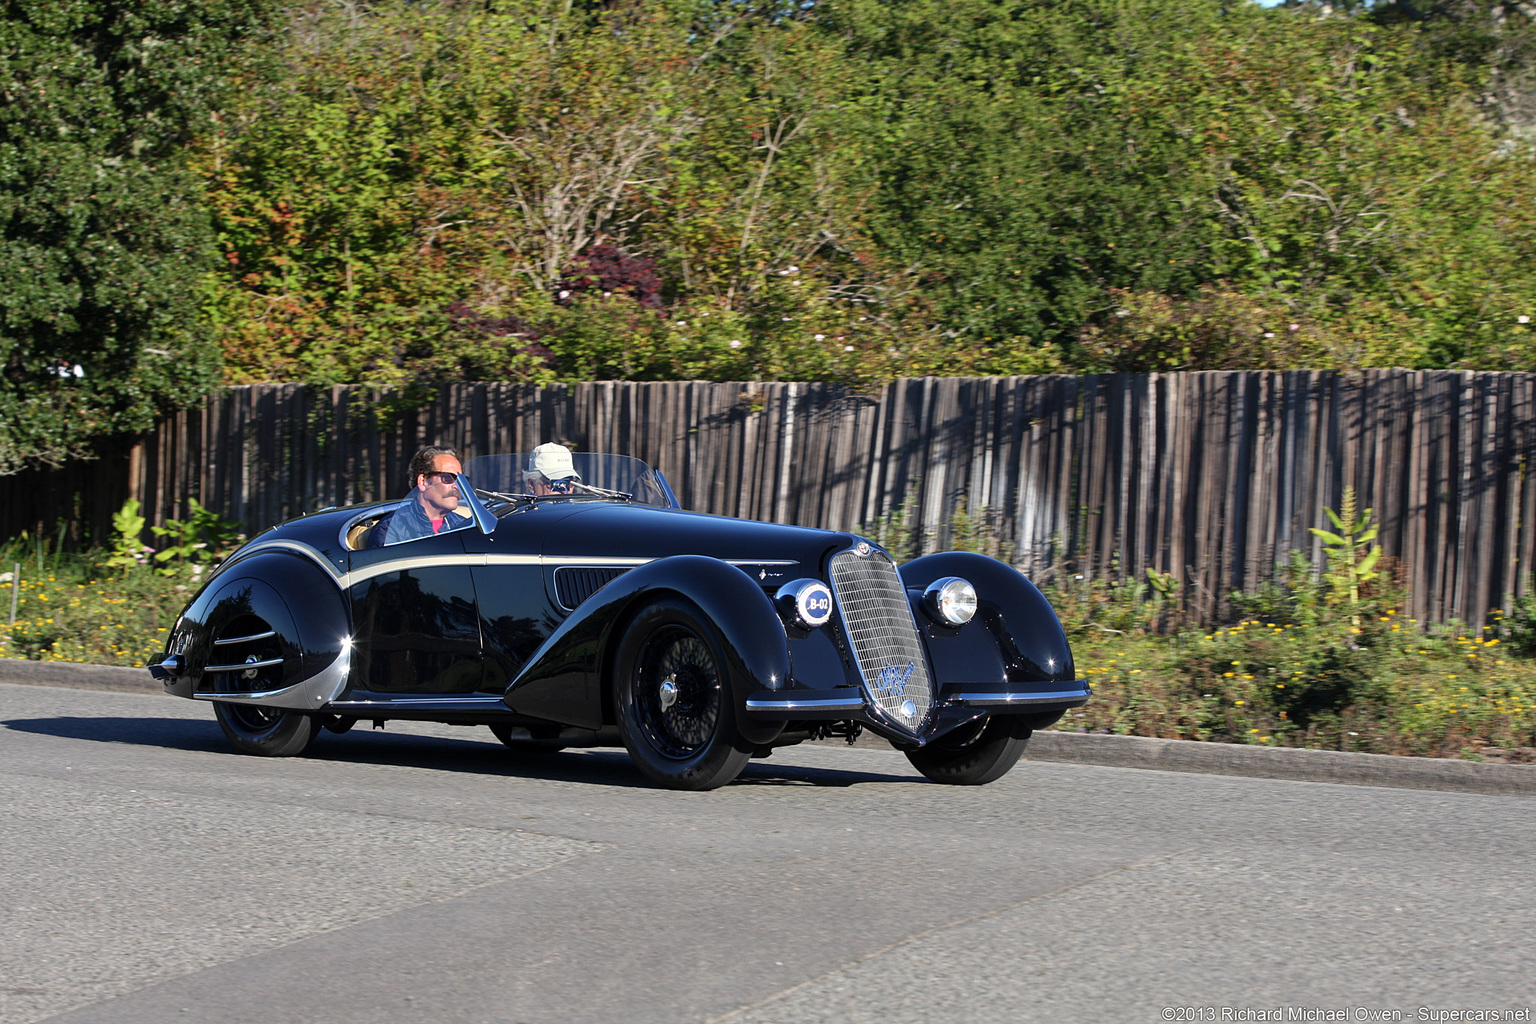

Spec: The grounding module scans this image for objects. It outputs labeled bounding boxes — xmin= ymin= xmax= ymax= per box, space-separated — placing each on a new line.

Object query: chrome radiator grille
xmin=829 ymin=548 xmax=933 ymax=730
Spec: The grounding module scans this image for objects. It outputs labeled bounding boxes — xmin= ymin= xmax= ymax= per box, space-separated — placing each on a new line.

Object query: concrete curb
xmin=0 ymin=657 xmax=157 ymax=693
xmin=1026 ymin=730 xmax=1536 ymax=798
xmin=6 ymin=658 xmax=1534 ymax=797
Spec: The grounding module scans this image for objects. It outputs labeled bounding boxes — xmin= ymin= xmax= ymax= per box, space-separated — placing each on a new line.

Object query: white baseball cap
xmin=528 ymin=442 xmax=580 ymax=481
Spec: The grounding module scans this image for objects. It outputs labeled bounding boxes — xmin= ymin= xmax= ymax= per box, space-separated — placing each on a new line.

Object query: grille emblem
xmin=900 ymin=699 xmax=918 ymax=720
xmin=873 ymin=660 xmax=916 ymax=698
xmin=855 ymin=541 xmax=872 ymax=557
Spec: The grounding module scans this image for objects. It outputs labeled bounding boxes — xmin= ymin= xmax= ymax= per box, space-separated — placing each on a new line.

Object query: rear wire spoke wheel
xmin=613 ymin=599 xmax=750 ymax=790
xmin=209 ymin=615 xmax=320 ymax=757
xmin=903 ymin=714 xmax=1031 ymax=785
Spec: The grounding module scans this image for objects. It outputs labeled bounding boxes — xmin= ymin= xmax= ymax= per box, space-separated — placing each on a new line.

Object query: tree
xmin=0 ymin=0 xmax=280 ymax=474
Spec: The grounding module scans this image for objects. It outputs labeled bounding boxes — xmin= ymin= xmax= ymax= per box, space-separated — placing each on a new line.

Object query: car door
xmin=457 ymin=502 xmax=572 ymax=694
xmin=346 ymin=523 xmax=483 ymax=695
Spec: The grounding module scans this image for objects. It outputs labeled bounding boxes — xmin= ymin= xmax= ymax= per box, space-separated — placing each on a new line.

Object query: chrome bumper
xmin=745 ymin=679 xmax=1091 ymax=719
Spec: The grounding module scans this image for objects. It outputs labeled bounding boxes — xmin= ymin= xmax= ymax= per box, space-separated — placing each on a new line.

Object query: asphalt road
xmin=3 ymin=681 xmax=1534 ymax=1024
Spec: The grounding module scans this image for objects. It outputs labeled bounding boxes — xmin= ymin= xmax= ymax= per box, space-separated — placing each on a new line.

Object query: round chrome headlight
xmin=775 ymin=579 xmax=834 ymax=629
xmin=923 ymin=577 xmax=977 ymax=625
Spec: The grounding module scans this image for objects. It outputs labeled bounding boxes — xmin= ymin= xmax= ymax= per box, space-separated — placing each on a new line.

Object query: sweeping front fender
xmin=901 ymin=551 xmax=1076 ymax=685
xmin=503 ymin=554 xmax=791 ymax=741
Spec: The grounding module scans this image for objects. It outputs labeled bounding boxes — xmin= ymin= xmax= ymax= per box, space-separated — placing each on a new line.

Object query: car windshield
xmin=463 ymin=453 xmax=679 ymax=510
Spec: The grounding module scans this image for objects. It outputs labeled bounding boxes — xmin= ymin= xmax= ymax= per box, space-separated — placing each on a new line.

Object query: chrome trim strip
xmin=203 ymin=657 xmax=284 ymax=673
xmin=327 ymin=696 xmax=510 ymax=713
xmin=952 ymin=688 xmax=1091 ymax=706
xmin=212 ymin=630 xmax=276 ymax=646
xmin=192 ymin=682 xmax=298 ymax=702
xmin=746 ymin=695 xmax=865 ymax=712
xmin=194 ymin=642 xmax=353 ymax=710
xmin=522 ymin=555 xmax=798 ymax=574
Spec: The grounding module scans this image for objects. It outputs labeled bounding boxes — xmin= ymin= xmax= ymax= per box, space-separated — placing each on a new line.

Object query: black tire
xmin=612 ymin=598 xmax=751 ymax=790
xmin=488 ymin=723 xmax=566 ymax=755
xmin=904 ymin=715 xmax=1031 ymax=785
xmin=213 ymin=701 xmax=322 ymax=756
xmin=208 ymin=613 xmax=320 ymax=757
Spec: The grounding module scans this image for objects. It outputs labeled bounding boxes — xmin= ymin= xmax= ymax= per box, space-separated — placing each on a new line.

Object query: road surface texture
xmin=2 ymin=680 xmax=1532 ymax=1024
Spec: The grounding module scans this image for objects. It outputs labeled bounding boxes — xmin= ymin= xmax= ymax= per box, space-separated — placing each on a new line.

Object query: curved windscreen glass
xmin=462 ymin=453 xmax=679 ymax=509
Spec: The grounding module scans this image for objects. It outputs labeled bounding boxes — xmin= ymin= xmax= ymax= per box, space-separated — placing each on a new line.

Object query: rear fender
xmin=504 ymin=554 xmax=789 ymax=742
xmin=166 ymin=552 xmax=351 ymax=706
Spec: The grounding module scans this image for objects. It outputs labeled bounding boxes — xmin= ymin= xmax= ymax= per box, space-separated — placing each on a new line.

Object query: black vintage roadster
xmin=148 ymin=453 xmax=1089 ymax=789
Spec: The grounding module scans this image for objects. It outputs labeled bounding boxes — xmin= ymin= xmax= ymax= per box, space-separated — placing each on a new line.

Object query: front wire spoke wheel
xmin=615 ymin=600 xmax=750 ymax=790
xmin=638 ymin=630 xmax=721 ymax=758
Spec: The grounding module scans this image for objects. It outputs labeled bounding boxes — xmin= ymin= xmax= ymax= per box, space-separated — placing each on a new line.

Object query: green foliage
xmin=0 ymin=550 xmax=187 ymax=664
xmin=104 ymin=499 xmax=150 ymax=571
xmin=1309 ymin=486 xmax=1385 ymax=623
xmin=195 ymin=0 xmax=1536 ymax=391
xmin=0 ymin=0 xmax=283 ymax=472
xmin=1494 ymin=576 xmax=1536 ymax=656
xmin=7 ymin=0 xmax=1535 ymax=429
xmin=1066 ymin=609 xmax=1536 ymax=759
xmin=865 ymin=490 xmax=920 ymax=563
xmin=147 ymin=499 xmax=244 ymax=575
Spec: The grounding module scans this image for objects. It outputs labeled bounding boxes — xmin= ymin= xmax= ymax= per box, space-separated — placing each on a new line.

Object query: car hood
xmin=530 ymin=502 xmax=855 ymax=577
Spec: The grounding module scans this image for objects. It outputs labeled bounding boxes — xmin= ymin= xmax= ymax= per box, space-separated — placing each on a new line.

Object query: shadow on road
xmin=4 ymin=715 xmax=229 ymax=752
xmin=3 ymin=715 xmax=915 ymax=788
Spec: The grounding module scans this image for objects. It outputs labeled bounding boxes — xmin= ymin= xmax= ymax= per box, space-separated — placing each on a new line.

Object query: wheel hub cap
xmin=658 ymin=675 xmax=679 ymax=712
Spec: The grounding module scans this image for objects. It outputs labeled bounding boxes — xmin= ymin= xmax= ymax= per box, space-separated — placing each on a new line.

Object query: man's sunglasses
xmin=432 ymin=471 xmax=460 ymax=485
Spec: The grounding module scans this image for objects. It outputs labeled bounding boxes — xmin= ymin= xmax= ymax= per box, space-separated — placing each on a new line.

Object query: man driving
xmin=525 ymin=442 xmax=582 ymax=496
xmin=368 ymin=445 xmax=473 ymax=547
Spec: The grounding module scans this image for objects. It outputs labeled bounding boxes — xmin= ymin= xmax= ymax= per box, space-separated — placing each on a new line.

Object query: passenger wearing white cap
xmin=526 ymin=442 xmax=582 ymax=496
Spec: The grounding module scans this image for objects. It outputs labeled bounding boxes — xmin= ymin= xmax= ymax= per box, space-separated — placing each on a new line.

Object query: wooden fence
xmin=6 ymin=370 xmax=1533 ymax=627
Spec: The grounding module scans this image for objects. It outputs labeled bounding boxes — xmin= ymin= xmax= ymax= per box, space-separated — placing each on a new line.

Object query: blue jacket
xmin=367 ymin=497 xmax=469 ymax=548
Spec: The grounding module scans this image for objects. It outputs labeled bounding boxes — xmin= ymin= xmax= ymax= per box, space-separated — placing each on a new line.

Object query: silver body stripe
xmin=215 ymin=538 xmax=795 ymax=592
